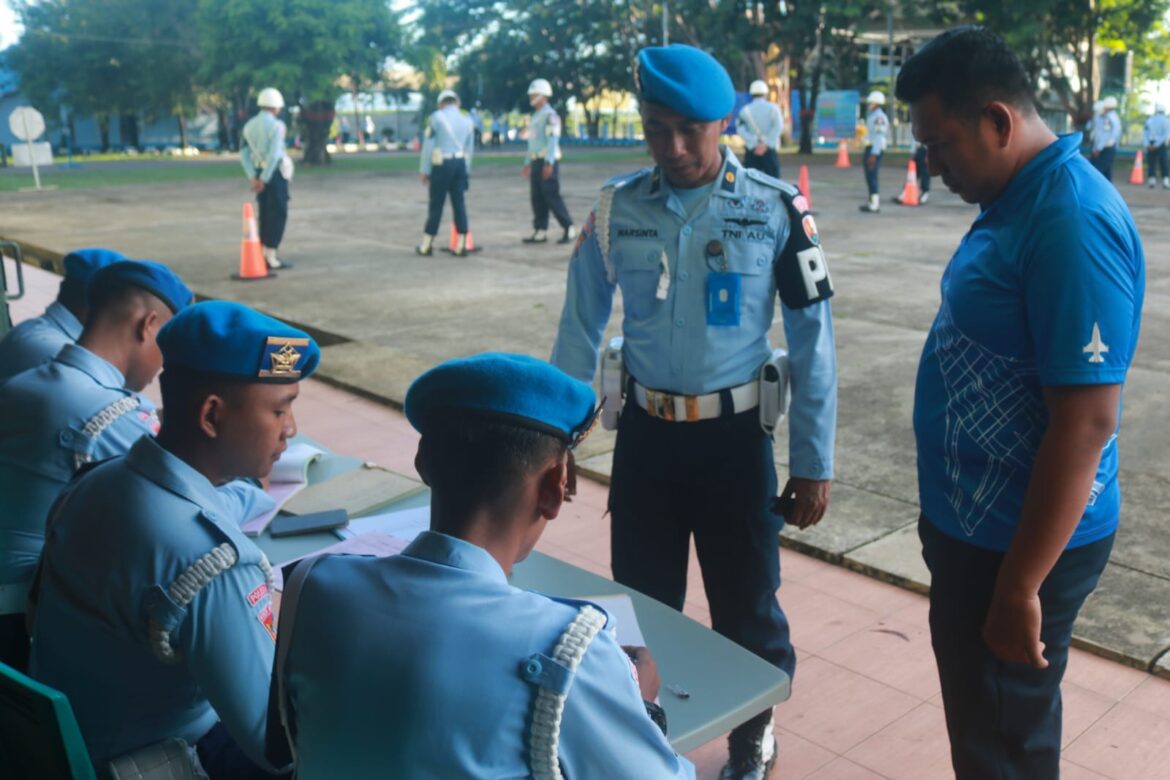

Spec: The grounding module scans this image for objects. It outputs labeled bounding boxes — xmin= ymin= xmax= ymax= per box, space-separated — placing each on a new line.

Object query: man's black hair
xmin=158 ymin=368 xmax=247 ymax=432
xmin=895 ymin=26 xmax=1036 ymax=117
xmin=418 ymin=413 xmax=567 ymax=524
xmin=84 ymin=276 xmax=167 ymax=328
xmin=57 ymin=277 xmax=87 ymax=313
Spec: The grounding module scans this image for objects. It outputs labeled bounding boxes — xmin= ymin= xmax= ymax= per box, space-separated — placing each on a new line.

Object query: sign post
xmin=8 ymin=106 xmax=46 ymax=190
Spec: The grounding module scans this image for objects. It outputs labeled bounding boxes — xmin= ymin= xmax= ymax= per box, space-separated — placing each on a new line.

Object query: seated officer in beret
xmin=28 ymin=300 xmax=319 ymax=779
xmin=0 ymin=259 xmax=193 ymax=669
xmin=552 ymin=45 xmax=837 ymax=779
xmin=273 ymin=353 xmax=693 ymax=779
xmin=0 ymin=247 xmax=123 ymax=383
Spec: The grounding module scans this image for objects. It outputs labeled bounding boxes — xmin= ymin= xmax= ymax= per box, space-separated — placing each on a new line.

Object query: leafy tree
xmin=197 ymin=0 xmax=401 ymax=164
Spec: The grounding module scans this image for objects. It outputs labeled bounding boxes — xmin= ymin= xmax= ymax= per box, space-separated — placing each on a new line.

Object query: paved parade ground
xmin=2 ymin=146 xmax=1169 ymax=674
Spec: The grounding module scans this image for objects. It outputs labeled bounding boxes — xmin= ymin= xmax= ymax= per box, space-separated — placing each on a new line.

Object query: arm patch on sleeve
xmin=775 ymin=190 xmax=834 ymax=309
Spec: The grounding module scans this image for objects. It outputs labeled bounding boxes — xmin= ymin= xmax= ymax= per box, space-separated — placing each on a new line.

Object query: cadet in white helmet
xmin=1142 ymin=102 xmax=1170 ymax=188
xmin=240 ymin=87 xmax=295 ymax=269
xmin=1090 ymin=95 xmax=1122 ymax=183
xmin=417 ymin=89 xmax=477 ymax=257
xmin=522 ymin=78 xmax=576 ymax=245
xmin=737 ymin=80 xmax=785 ymax=179
xmin=859 ymin=90 xmax=889 ymax=212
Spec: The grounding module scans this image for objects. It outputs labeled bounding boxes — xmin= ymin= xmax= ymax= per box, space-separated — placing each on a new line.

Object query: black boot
xmin=721 ymin=709 xmax=777 ymax=780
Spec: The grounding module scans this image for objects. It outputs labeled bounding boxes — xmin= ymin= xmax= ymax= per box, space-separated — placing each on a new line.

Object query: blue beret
xmin=87 ymin=260 xmax=193 ymax=314
xmin=157 ymin=300 xmax=320 ymax=383
xmin=62 ymin=248 xmax=124 ymax=286
xmin=405 ymin=353 xmax=598 ymax=446
xmin=635 ymin=45 xmax=735 ymax=121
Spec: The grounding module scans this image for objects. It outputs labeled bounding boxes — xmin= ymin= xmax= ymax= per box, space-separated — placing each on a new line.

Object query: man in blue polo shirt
xmin=898 ymin=27 xmax=1144 ymax=779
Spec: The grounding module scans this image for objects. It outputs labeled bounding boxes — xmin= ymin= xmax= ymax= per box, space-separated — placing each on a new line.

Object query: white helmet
xmin=437 ymin=89 xmax=459 ymax=104
xmin=866 ymin=90 xmax=886 ymax=106
xmin=257 ymin=87 xmax=285 ymax=110
xmin=527 ymin=78 xmax=553 ymax=98
xmin=749 ymin=80 xmax=768 ymax=97
xmin=1102 ymin=95 xmax=1118 ymax=110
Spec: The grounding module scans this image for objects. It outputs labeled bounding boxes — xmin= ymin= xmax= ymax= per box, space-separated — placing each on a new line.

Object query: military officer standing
xmin=29 ymin=301 xmax=318 ymax=778
xmin=0 ymin=260 xmax=191 ymax=669
xmin=0 ymin=247 xmax=122 ymax=383
xmin=859 ymin=90 xmax=889 ymax=212
xmin=416 ymin=89 xmax=476 ymax=257
xmin=1142 ymin=102 xmax=1169 ymax=188
xmin=551 ymin=45 xmax=837 ymax=779
xmin=241 ymin=87 xmax=294 ymax=270
xmin=1090 ymin=95 xmax=1122 ymax=182
xmin=522 ymin=78 xmax=576 ymax=245
xmin=737 ymin=80 xmax=784 ymax=179
xmin=273 ymin=353 xmax=693 ymax=778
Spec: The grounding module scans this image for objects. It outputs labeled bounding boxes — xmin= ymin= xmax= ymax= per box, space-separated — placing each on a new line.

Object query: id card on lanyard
xmin=704 ymin=239 xmax=740 ymax=326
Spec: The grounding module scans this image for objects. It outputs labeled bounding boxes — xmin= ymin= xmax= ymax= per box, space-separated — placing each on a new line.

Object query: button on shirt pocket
xmin=615 ymin=242 xmax=667 ymax=322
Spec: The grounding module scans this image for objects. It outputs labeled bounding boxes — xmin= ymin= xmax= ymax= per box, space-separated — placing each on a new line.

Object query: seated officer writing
xmin=273 ymin=353 xmax=693 ymax=779
xmin=0 ymin=259 xmax=191 ymax=669
xmin=29 ymin=300 xmax=319 ymax=779
xmin=0 ymin=247 xmax=123 ymax=383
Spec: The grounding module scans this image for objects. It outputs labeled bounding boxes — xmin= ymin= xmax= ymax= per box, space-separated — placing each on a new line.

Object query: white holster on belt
xmin=599 ymin=336 xmax=625 ymax=431
xmin=759 ymin=348 xmax=790 ymax=437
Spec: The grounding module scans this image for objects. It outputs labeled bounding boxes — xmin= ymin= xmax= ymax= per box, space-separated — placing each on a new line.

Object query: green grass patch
xmin=0 ymin=148 xmax=650 ymax=192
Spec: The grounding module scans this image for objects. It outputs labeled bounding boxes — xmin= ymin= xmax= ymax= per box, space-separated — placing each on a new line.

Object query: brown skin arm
xmin=982 ymin=383 xmax=1120 ymax=668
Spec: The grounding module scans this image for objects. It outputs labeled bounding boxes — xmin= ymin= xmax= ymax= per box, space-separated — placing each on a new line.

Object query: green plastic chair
xmin=0 ymin=660 xmax=96 ymax=779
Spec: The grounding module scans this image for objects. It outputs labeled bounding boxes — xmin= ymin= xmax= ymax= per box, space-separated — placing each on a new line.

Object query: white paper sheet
xmin=338 ymin=505 xmax=431 ymax=542
xmin=273 ymin=532 xmax=410 ymax=591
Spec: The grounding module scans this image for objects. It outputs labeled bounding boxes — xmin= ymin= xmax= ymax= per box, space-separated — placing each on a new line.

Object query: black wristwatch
xmin=644 ymin=699 xmax=668 ymax=736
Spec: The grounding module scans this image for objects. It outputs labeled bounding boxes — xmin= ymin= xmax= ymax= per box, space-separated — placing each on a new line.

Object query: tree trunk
xmin=216 ymin=108 xmax=230 ymax=150
xmin=351 ymin=85 xmax=362 ymax=145
xmin=98 ymin=115 xmax=110 ymax=152
xmin=302 ymin=101 xmax=335 ymax=165
xmin=177 ymin=114 xmax=188 ymax=150
xmin=120 ymin=113 xmax=140 ymax=150
xmin=794 ymin=62 xmax=814 ymax=155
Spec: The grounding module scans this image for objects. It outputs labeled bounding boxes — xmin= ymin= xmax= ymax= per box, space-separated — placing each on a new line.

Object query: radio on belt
xmin=759 ymin=348 xmax=790 ymax=436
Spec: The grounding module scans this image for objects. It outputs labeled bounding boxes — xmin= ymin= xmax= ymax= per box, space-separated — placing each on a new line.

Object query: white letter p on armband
xmin=797 ymin=246 xmax=833 ymax=301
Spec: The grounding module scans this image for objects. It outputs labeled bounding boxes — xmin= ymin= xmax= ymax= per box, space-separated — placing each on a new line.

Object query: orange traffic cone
xmin=446 ymin=224 xmax=478 ymax=254
xmin=232 ymin=203 xmax=272 ymax=280
xmin=897 ymin=160 xmax=921 ymax=206
xmin=1130 ymin=149 xmax=1145 ymax=185
xmin=834 ymin=140 xmax=850 ymax=168
xmin=798 ymin=165 xmax=812 ymax=210
xmin=409 ymin=135 xmax=420 ymax=152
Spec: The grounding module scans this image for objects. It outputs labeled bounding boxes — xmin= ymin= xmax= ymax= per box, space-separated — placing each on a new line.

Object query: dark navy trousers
xmin=919 ymin=516 xmax=1114 ymax=780
xmin=864 ymin=145 xmax=882 ymax=195
xmin=1092 ymin=146 xmax=1117 ymax=182
xmin=257 ymin=170 xmax=289 ymax=249
xmin=425 ymin=158 xmax=469 ymax=236
xmin=609 ymin=400 xmax=794 ymax=680
xmin=529 ymin=161 xmax=573 ymax=231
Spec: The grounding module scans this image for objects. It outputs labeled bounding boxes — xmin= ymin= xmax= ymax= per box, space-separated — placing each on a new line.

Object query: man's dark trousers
xmin=744 ymin=148 xmax=781 ymax=180
xmin=919 ymin=516 xmax=1114 ymax=780
xmin=864 ymin=146 xmax=882 ymax=195
xmin=425 ymin=158 xmax=469 ymax=236
xmin=257 ymin=170 xmax=289 ymax=248
xmin=529 ymin=160 xmax=573 ymax=232
xmin=609 ymin=399 xmax=795 ymax=680
xmin=915 ymin=144 xmax=931 ymax=195
xmin=1148 ymin=144 xmax=1168 ymax=180
xmin=1093 ymin=146 xmax=1117 ymax=182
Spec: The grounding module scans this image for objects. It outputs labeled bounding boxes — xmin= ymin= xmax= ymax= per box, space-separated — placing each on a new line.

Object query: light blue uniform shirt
xmin=738 ymin=98 xmax=784 ymax=150
xmin=1143 ymin=112 xmax=1170 ymax=147
xmin=0 ymin=344 xmax=161 ymax=598
xmin=1092 ymin=110 xmax=1122 ymax=152
xmin=528 ymin=103 xmax=562 ymax=164
xmin=241 ymin=111 xmax=288 ymax=184
xmin=30 ymin=436 xmax=280 ymax=771
xmin=551 ymin=150 xmax=836 ymax=480
xmin=419 ymin=104 xmax=476 ymax=175
xmin=281 ymin=531 xmax=694 ymax=779
xmin=866 ymin=107 xmax=889 ymax=154
xmin=0 ymin=301 xmax=82 ymax=383
xmin=915 ymin=134 xmax=1144 ymax=551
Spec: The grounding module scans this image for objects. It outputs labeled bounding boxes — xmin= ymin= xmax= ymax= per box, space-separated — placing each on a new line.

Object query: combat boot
xmin=720 ymin=709 xmax=777 ymax=780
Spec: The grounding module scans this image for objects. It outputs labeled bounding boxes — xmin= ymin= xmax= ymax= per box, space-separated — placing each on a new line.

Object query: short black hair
xmin=85 ymin=275 xmax=167 ymax=327
xmin=158 ymin=367 xmax=247 ymax=432
xmin=896 ymin=26 xmax=1036 ymax=117
xmin=417 ymin=413 xmax=567 ymax=523
xmin=57 ymin=277 xmax=87 ymax=313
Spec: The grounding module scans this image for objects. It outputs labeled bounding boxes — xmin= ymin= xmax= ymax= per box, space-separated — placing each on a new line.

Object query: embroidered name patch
xmin=247 ymin=583 xmax=269 ymax=607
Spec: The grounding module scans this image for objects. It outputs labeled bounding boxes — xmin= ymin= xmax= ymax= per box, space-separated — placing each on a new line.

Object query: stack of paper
xmin=241 ymin=442 xmax=324 ymax=536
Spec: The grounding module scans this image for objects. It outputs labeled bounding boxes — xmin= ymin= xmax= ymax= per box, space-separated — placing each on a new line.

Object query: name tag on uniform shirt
xmin=706 ymin=272 xmax=741 ymax=326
